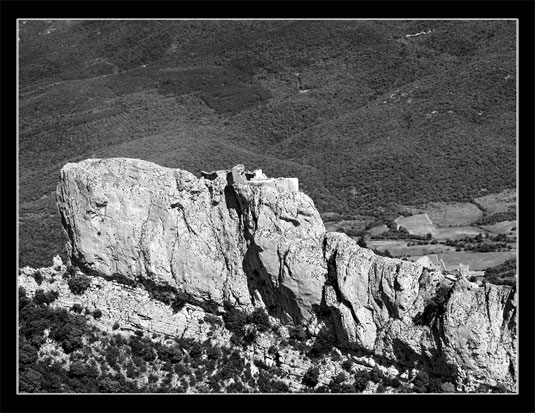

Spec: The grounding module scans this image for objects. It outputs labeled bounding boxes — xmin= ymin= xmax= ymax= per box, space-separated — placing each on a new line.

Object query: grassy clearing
xmin=415 ymin=202 xmax=483 ymax=227
xmin=433 ymin=226 xmax=488 ymax=241
xmin=436 ymin=251 xmax=516 ymax=271
xmin=473 ymin=189 xmax=516 ymax=215
xmin=367 ymin=224 xmax=389 ymax=237
xmin=394 ymin=214 xmax=436 ymax=236
xmin=480 ymin=220 xmax=516 ymax=235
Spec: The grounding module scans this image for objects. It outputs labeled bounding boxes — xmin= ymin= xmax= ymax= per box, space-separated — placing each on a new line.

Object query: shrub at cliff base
xmin=67 ymin=274 xmax=91 ymax=295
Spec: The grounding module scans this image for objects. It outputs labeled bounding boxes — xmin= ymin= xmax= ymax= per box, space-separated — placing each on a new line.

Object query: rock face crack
xmin=279 ymin=215 xmax=301 ymax=226
xmin=500 ymin=287 xmax=516 ymax=334
xmin=325 ymin=248 xmax=359 ymax=324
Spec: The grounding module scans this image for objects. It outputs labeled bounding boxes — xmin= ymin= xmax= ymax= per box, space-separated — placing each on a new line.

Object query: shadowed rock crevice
xmin=237 ymin=191 xmax=304 ymax=324
xmin=318 ymin=283 xmax=353 ymax=348
xmin=322 ymin=245 xmax=360 ymax=345
xmin=413 ymin=282 xmax=454 ymax=326
xmin=391 ymin=338 xmax=457 ymax=380
xmin=136 ymin=276 xmax=221 ymax=315
xmin=500 ymin=286 xmax=516 ymax=332
xmin=371 ymin=261 xmax=400 ymax=320
xmin=69 ymin=257 xmax=137 ymax=288
xmin=68 ymin=257 xmax=221 ymax=315
xmin=429 ymin=316 xmax=459 ymax=379
xmin=223 ymin=176 xmax=242 ymax=212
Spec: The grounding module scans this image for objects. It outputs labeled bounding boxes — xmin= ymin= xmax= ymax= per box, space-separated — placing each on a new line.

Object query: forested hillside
xmin=18 ymin=20 xmax=516 ymax=267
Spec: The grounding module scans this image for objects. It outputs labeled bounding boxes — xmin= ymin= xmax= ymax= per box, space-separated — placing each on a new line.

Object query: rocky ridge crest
xmin=52 ymin=158 xmax=516 ymax=391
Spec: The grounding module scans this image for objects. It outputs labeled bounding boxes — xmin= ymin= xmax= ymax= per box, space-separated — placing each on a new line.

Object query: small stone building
xmin=204 ymin=165 xmax=299 ymax=192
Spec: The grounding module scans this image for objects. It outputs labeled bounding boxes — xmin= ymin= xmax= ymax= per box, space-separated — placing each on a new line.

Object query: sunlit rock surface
xmin=54 ymin=158 xmax=516 ymax=391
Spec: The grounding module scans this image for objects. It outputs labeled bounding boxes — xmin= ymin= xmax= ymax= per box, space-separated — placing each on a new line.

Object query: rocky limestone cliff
xmin=323 ymin=232 xmax=516 ymax=391
xmin=55 ymin=158 xmax=517 ymax=391
xmin=56 ymin=159 xmax=326 ymax=323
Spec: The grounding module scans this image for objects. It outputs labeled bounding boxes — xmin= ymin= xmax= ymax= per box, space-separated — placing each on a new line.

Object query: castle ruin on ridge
xmin=201 ymin=164 xmax=299 ymax=192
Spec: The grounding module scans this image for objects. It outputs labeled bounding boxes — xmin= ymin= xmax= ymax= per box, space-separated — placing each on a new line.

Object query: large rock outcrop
xmin=56 ymin=158 xmax=516 ymax=391
xmin=322 ymin=232 xmax=516 ymax=391
xmin=56 ymin=159 xmax=326 ymax=323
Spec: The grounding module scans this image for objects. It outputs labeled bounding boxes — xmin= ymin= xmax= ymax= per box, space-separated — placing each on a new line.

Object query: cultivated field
xmin=367 ymin=224 xmax=389 ymax=237
xmin=481 ymin=220 xmax=516 ymax=235
xmin=433 ymin=226 xmax=488 ymax=241
xmin=434 ymin=251 xmax=516 ymax=271
xmin=394 ymin=214 xmax=436 ymax=236
xmin=423 ymin=202 xmax=483 ymax=227
xmin=403 ymin=201 xmax=483 ymax=227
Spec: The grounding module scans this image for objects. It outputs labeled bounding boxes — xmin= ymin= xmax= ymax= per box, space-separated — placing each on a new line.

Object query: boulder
xmin=52 ymin=254 xmax=63 ymax=270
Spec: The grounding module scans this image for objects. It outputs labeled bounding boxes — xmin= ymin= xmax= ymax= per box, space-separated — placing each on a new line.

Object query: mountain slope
xmin=18 ymin=19 xmax=516 ymax=266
